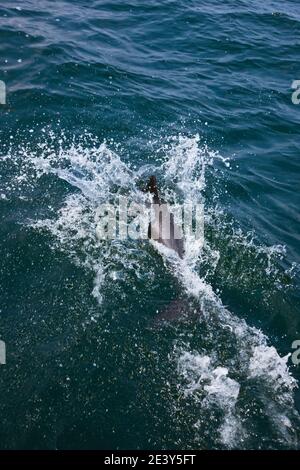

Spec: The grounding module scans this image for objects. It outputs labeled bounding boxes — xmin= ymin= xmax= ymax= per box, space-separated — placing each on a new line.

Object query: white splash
xmin=177 ymin=351 xmax=241 ymax=447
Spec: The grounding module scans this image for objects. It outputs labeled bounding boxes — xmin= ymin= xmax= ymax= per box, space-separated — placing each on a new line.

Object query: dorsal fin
xmin=147 ymin=175 xmax=160 ymax=204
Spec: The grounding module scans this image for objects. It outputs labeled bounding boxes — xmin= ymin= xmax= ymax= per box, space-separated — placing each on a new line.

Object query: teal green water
xmin=0 ymin=0 xmax=300 ymax=450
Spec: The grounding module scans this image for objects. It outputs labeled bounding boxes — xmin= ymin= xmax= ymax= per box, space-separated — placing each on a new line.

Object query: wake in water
xmin=1 ymin=130 xmax=299 ymax=449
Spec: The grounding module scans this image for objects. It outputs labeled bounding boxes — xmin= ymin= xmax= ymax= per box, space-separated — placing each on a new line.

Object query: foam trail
xmin=152 ymin=135 xmax=299 ymax=448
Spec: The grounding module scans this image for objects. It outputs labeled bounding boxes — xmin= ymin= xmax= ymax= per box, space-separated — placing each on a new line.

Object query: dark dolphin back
xmin=147 ymin=175 xmax=160 ymax=204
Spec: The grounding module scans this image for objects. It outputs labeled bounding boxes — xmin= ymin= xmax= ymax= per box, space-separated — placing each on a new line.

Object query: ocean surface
xmin=0 ymin=0 xmax=300 ymax=450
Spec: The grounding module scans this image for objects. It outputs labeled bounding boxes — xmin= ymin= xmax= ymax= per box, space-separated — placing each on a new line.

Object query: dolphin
xmin=146 ymin=175 xmax=185 ymax=259
xmin=144 ymin=176 xmax=191 ymax=328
